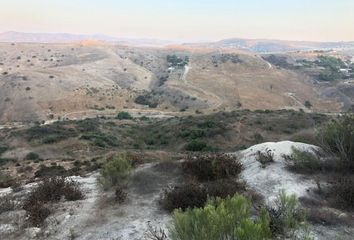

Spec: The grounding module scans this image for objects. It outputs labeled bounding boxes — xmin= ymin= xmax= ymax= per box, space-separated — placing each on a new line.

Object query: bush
xmin=266 ymin=190 xmax=307 ymax=237
xmin=203 ymin=179 xmax=246 ymax=199
xmin=329 ymin=176 xmax=354 ymax=210
xmin=25 ymin=152 xmax=40 ymax=160
xmin=160 ymin=184 xmax=207 ymax=212
xmin=99 ymin=154 xmax=133 ymax=189
xmin=116 ymin=111 xmax=133 ymax=120
xmin=185 ymin=140 xmax=209 ymax=152
xmin=0 ymin=195 xmax=15 ymax=214
xmin=317 ymin=115 xmax=354 ymax=170
xmin=284 ymin=147 xmax=322 ymax=174
xmin=115 ymin=185 xmax=127 ymax=203
xmin=256 ymin=149 xmax=274 ymax=168
xmin=34 ymin=165 xmax=67 ymax=178
xmin=182 ymin=154 xmax=243 ymax=181
xmin=0 ymin=145 xmax=9 ymax=155
xmin=146 ymin=223 xmax=168 ymax=240
xmin=134 ymin=95 xmax=158 ymax=108
xmin=24 ymin=201 xmax=51 ymax=227
xmin=23 ymin=177 xmax=84 ymax=226
xmin=169 ymin=195 xmax=272 ymax=240
xmin=304 ymin=101 xmax=312 ymax=109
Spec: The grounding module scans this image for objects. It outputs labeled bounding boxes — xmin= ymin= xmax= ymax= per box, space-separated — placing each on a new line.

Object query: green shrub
xmin=169 ymin=195 xmax=272 ymax=240
xmin=182 ymin=154 xmax=243 ymax=181
xmin=99 ymin=154 xmax=133 ymax=189
xmin=80 ymin=133 xmax=118 ymax=147
xmin=134 ymin=95 xmax=158 ymax=108
xmin=284 ymin=147 xmax=322 ymax=174
xmin=0 ymin=145 xmax=9 ymax=155
xmin=267 ymin=190 xmax=308 ymax=237
xmin=116 ymin=111 xmax=133 ymax=120
xmin=185 ymin=140 xmax=213 ymax=152
xmin=25 ymin=152 xmax=40 ymax=160
xmin=317 ymin=115 xmax=354 ymax=170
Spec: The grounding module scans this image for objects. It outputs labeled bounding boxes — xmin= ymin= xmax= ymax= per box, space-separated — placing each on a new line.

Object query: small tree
xmin=100 ymin=154 xmax=133 ymax=189
xmin=317 ymin=115 xmax=354 ymax=168
xmin=304 ymin=101 xmax=312 ymax=109
xmin=116 ymin=111 xmax=133 ymax=120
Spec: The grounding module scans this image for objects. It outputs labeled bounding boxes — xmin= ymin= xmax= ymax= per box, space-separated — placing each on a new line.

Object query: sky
xmin=0 ymin=0 xmax=353 ymax=42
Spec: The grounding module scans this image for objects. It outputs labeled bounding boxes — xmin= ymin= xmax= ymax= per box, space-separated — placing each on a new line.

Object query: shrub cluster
xmin=116 ymin=111 xmax=133 ymax=120
xmin=0 ymin=195 xmax=15 ymax=214
xmin=161 ymin=154 xmax=244 ymax=212
xmin=99 ymin=154 xmax=133 ymax=190
xmin=284 ymin=147 xmax=322 ymax=174
xmin=160 ymin=184 xmax=207 ymax=212
xmin=115 ymin=185 xmax=128 ymax=203
xmin=25 ymin=152 xmax=40 ymax=160
xmin=23 ymin=177 xmax=84 ymax=226
xmin=182 ymin=154 xmax=243 ymax=181
xmin=329 ymin=176 xmax=354 ymax=210
xmin=266 ymin=190 xmax=306 ymax=237
xmin=317 ymin=115 xmax=354 ymax=170
xmin=316 ymin=115 xmax=354 ymax=209
xmin=185 ymin=140 xmax=211 ymax=152
xmin=169 ymin=195 xmax=272 ymax=240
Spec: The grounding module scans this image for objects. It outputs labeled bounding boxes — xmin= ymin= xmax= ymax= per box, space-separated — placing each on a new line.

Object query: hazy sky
xmin=1 ymin=0 xmax=353 ymax=41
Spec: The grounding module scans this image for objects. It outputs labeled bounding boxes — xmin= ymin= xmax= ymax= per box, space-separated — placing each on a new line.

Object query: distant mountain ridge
xmin=184 ymin=38 xmax=354 ymax=53
xmin=1 ymin=32 xmax=354 ymax=52
xmin=0 ymin=31 xmax=177 ymax=46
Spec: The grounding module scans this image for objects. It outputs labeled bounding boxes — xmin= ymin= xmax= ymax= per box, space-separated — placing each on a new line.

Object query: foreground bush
xmin=182 ymin=154 xmax=243 ymax=181
xmin=23 ymin=177 xmax=84 ymax=226
xmin=328 ymin=176 xmax=354 ymax=210
xmin=169 ymin=195 xmax=272 ymax=240
xmin=99 ymin=154 xmax=133 ymax=189
xmin=267 ymin=190 xmax=308 ymax=237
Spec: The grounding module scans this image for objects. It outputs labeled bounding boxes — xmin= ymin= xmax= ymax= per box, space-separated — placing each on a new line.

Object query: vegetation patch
xmin=266 ymin=190 xmax=310 ymax=238
xmin=317 ymin=114 xmax=354 ymax=171
xmin=99 ymin=154 xmax=133 ymax=190
xmin=284 ymin=147 xmax=322 ymax=174
xmin=116 ymin=111 xmax=133 ymax=120
xmin=23 ymin=177 xmax=84 ymax=226
xmin=160 ymin=183 xmax=207 ymax=212
xmin=169 ymin=195 xmax=272 ymax=240
xmin=327 ymin=176 xmax=354 ymax=210
xmin=182 ymin=154 xmax=243 ymax=181
xmin=25 ymin=152 xmax=40 ymax=160
xmin=0 ymin=195 xmax=15 ymax=214
xmin=135 ymin=94 xmax=158 ymax=108
xmin=80 ymin=132 xmax=118 ymax=148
